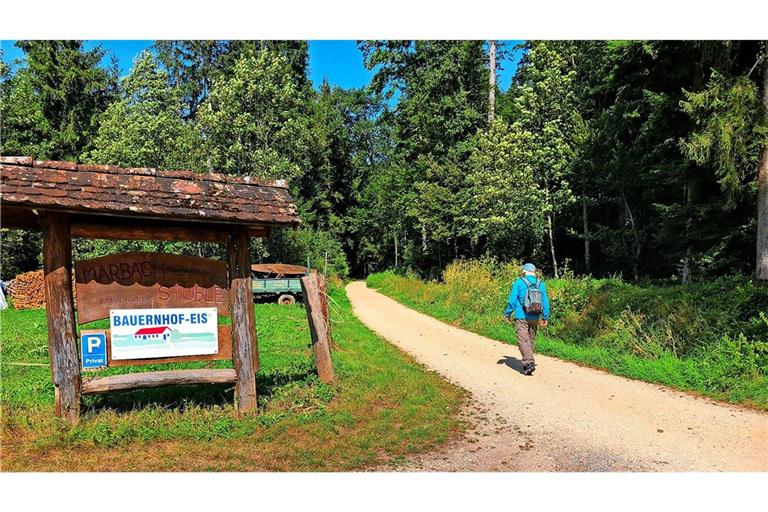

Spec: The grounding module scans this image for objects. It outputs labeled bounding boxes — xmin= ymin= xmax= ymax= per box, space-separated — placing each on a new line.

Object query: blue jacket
xmin=504 ymin=275 xmax=550 ymax=320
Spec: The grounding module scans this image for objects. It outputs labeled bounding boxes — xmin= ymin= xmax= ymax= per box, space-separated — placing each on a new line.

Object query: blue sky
xmin=1 ymin=40 xmax=523 ymax=92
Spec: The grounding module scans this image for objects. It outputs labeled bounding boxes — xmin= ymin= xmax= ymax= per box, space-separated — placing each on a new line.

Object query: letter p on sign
xmin=88 ymin=336 xmax=102 ymax=352
xmin=81 ymin=331 xmax=107 ymax=369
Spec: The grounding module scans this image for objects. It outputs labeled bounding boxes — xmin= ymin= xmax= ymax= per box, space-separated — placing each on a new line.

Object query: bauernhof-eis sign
xmin=110 ymin=307 xmax=218 ymax=360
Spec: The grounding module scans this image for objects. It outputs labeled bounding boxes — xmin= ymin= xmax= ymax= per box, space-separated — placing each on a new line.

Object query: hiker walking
xmin=504 ymin=263 xmax=550 ymax=375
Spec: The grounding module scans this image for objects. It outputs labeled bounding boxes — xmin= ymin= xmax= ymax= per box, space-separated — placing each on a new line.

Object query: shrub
xmin=442 ymin=259 xmax=506 ymax=315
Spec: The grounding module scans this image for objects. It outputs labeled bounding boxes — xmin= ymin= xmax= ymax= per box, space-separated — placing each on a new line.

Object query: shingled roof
xmin=0 ymin=156 xmax=300 ymax=229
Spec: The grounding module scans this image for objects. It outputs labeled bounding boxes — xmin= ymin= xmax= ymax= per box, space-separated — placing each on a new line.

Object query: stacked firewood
xmin=9 ymin=269 xmax=78 ymax=310
xmin=9 ymin=270 xmax=46 ymax=309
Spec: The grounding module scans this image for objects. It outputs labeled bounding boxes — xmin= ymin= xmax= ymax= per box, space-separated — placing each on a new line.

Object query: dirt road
xmin=346 ymin=282 xmax=768 ymax=472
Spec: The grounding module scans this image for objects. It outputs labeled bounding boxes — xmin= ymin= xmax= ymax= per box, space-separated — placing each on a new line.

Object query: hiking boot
xmin=523 ymin=362 xmax=536 ymax=376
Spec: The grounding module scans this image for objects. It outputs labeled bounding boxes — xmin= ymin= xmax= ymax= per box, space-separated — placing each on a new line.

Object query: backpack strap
xmin=522 ymin=277 xmax=539 ymax=289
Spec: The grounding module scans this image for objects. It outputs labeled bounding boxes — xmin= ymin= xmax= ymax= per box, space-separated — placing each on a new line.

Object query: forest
xmin=1 ymin=40 xmax=767 ymax=282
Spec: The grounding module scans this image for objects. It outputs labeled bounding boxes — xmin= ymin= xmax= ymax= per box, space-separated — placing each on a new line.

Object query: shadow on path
xmin=497 ymin=355 xmax=526 ymax=375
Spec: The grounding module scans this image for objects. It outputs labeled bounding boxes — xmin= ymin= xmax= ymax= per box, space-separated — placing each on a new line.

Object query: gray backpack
xmin=522 ymin=278 xmax=543 ymax=315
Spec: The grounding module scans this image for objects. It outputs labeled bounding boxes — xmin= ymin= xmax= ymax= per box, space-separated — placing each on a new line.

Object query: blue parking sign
xmin=81 ymin=331 xmax=107 ymax=369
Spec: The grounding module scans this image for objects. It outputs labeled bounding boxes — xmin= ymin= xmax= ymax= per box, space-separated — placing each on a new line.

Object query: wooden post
xmin=317 ymin=273 xmax=333 ymax=348
xmin=227 ymin=228 xmax=258 ymax=411
xmin=300 ymin=273 xmax=336 ymax=386
xmin=40 ymin=212 xmax=81 ymax=423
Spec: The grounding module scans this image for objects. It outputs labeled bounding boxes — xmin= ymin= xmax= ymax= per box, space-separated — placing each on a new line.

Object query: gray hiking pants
xmin=514 ymin=319 xmax=538 ymax=364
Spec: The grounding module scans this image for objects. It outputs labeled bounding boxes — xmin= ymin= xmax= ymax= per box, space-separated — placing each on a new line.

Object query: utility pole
xmin=488 ymin=40 xmax=496 ymax=124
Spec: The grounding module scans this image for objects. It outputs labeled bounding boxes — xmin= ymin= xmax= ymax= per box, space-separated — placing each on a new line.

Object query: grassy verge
xmin=0 ymin=286 xmax=465 ymax=471
xmin=367 ymin=265 xmax=768 ymax=410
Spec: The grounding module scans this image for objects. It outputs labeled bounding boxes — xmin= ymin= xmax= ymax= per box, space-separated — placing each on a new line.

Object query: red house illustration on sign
xmin=133 ymin=326 xmax=172 ymax=342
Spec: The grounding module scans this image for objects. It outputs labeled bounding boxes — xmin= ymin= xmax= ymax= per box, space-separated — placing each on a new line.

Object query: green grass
xmin=0 ymin=286 xmax=465 ymax=471
xmin=367 ymin=268 xmax=768 ymax=410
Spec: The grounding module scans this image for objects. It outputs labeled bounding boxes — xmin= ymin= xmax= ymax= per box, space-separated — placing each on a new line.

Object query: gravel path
xmin=347 ymin=282 xmax=768 ymax=472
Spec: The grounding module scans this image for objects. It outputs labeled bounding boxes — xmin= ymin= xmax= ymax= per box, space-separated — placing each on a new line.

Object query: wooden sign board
xmin=74 ymin=252 xmax=229 ymax=324
xmin=77 ymin=325 xmax=233 ymax=368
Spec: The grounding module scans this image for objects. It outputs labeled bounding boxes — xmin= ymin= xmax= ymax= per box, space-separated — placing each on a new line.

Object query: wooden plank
xmin=300 ymin=273 xmax=336 ymax=386
xmin=248 ymin=226 xmax=270 ymax=239
xmin=82 ymin=369 xmax=237 ymax=394
xmin=227 ymin=228 xmax=259 ymax=411
xmin=104 ymin=324 xmax=232 ymax=367
xmin=41 ymin=212 xmax=81 ymax=423
xmin=74 ymin=252 xmax=229 ymax=324
xmin=72 ymin=222 xmax=231 ymax=243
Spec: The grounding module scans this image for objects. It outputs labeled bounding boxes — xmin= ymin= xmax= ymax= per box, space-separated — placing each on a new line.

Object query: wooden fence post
xmin=41 ymin=212 xmax=81 ymax=424
xmin=300 ymin=273 xmax=336 ymax=386
xmin=317 ymin=273 xmax=333 ymax=348
xmin=227 ymin=228 xmax=258 ymax=411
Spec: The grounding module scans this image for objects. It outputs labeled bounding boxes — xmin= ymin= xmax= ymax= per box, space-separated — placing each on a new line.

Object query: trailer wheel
xmin=278 ymin=294 xmax=296 ymax=305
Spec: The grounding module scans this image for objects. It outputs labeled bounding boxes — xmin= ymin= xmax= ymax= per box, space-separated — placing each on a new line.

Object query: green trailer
xmin=251 ymin=263 xmax=310 ymax=305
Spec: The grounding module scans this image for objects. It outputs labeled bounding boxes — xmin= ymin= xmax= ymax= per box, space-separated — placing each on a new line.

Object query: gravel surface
xmin=347 ymin=282 xmax=768 ymax=472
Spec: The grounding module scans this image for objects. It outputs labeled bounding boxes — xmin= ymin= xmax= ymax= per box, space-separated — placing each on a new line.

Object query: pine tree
xmin=10 ymin=40 xmax=117 ymax=160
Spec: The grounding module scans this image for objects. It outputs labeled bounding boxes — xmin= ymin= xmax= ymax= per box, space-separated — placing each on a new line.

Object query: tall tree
xmin=87 ymin=51 xmax=197 ymax=169
xmin=505 ymin=41 xmax=583 ymax=277
xmin=462 ymin=119 xmax=545 ymax=256
xmin=8 ymin=41 xmax=116 ymax=160
xmin=154 ymin=40 xmax=311 ymax=120
xmin=555 ymin=41 xmax=762 ymax=280
xmin=154 ymin=40 xmax=231 ymax=119
xmin=678 ymin=42 xmax=767 ymax=279
xmin=195 ymin=50 xmax=313 ymax=180
xmin=0 ymin=66 xmax=52 ymax=158
xmin=757 ymin=42 xmax=768 ymax=280
xmin=361 ymin=40 xmax=488 ymax=274
xmin=230 ymin=40 xmax=310 ymax=89
xmin=301 ymin=81 xmax=390 ymax=274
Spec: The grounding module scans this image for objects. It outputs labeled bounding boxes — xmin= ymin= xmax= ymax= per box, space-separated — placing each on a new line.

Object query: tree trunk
xmin=488 ymin=40 xmax=496 ymax=124
xmin=547 ymin=212 xmax=559 ymax=278
xmin=582 ymin=183 xmax=590 ymax=273
xmin=757 ymin=42 xmax=768 ymax=280
xmin=394 ymin=231 xmax=399 ymax=269
xmin=681 ymin=175 xmax=695 ymax=284
xmin=681 ymin=248 xmax=691 ymax=284
xmin=621 ymin=191 xmax=642 ymax=281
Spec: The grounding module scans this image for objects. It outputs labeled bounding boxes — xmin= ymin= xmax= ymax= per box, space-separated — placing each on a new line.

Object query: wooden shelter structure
xmin=0 ymin=156 xmax=303 ymax=423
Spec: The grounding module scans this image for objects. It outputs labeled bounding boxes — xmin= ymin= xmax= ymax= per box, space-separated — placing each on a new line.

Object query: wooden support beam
xmin=82 ymin=369 xmax=236 ymax=394
xmin=71 ymin=222 xmax=269 ymax=242
xmin=248 ymin=226 xmax=271 ymax=239
xmin=227 ymin=228 xmax=259 ymax=411
xmin=71 ymin=222 xmax=231 ymax=243
xmin=41 ymin=212 xmax=81 ymax=423
xmin=300 ymin=273 xmax=336 ymax=386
